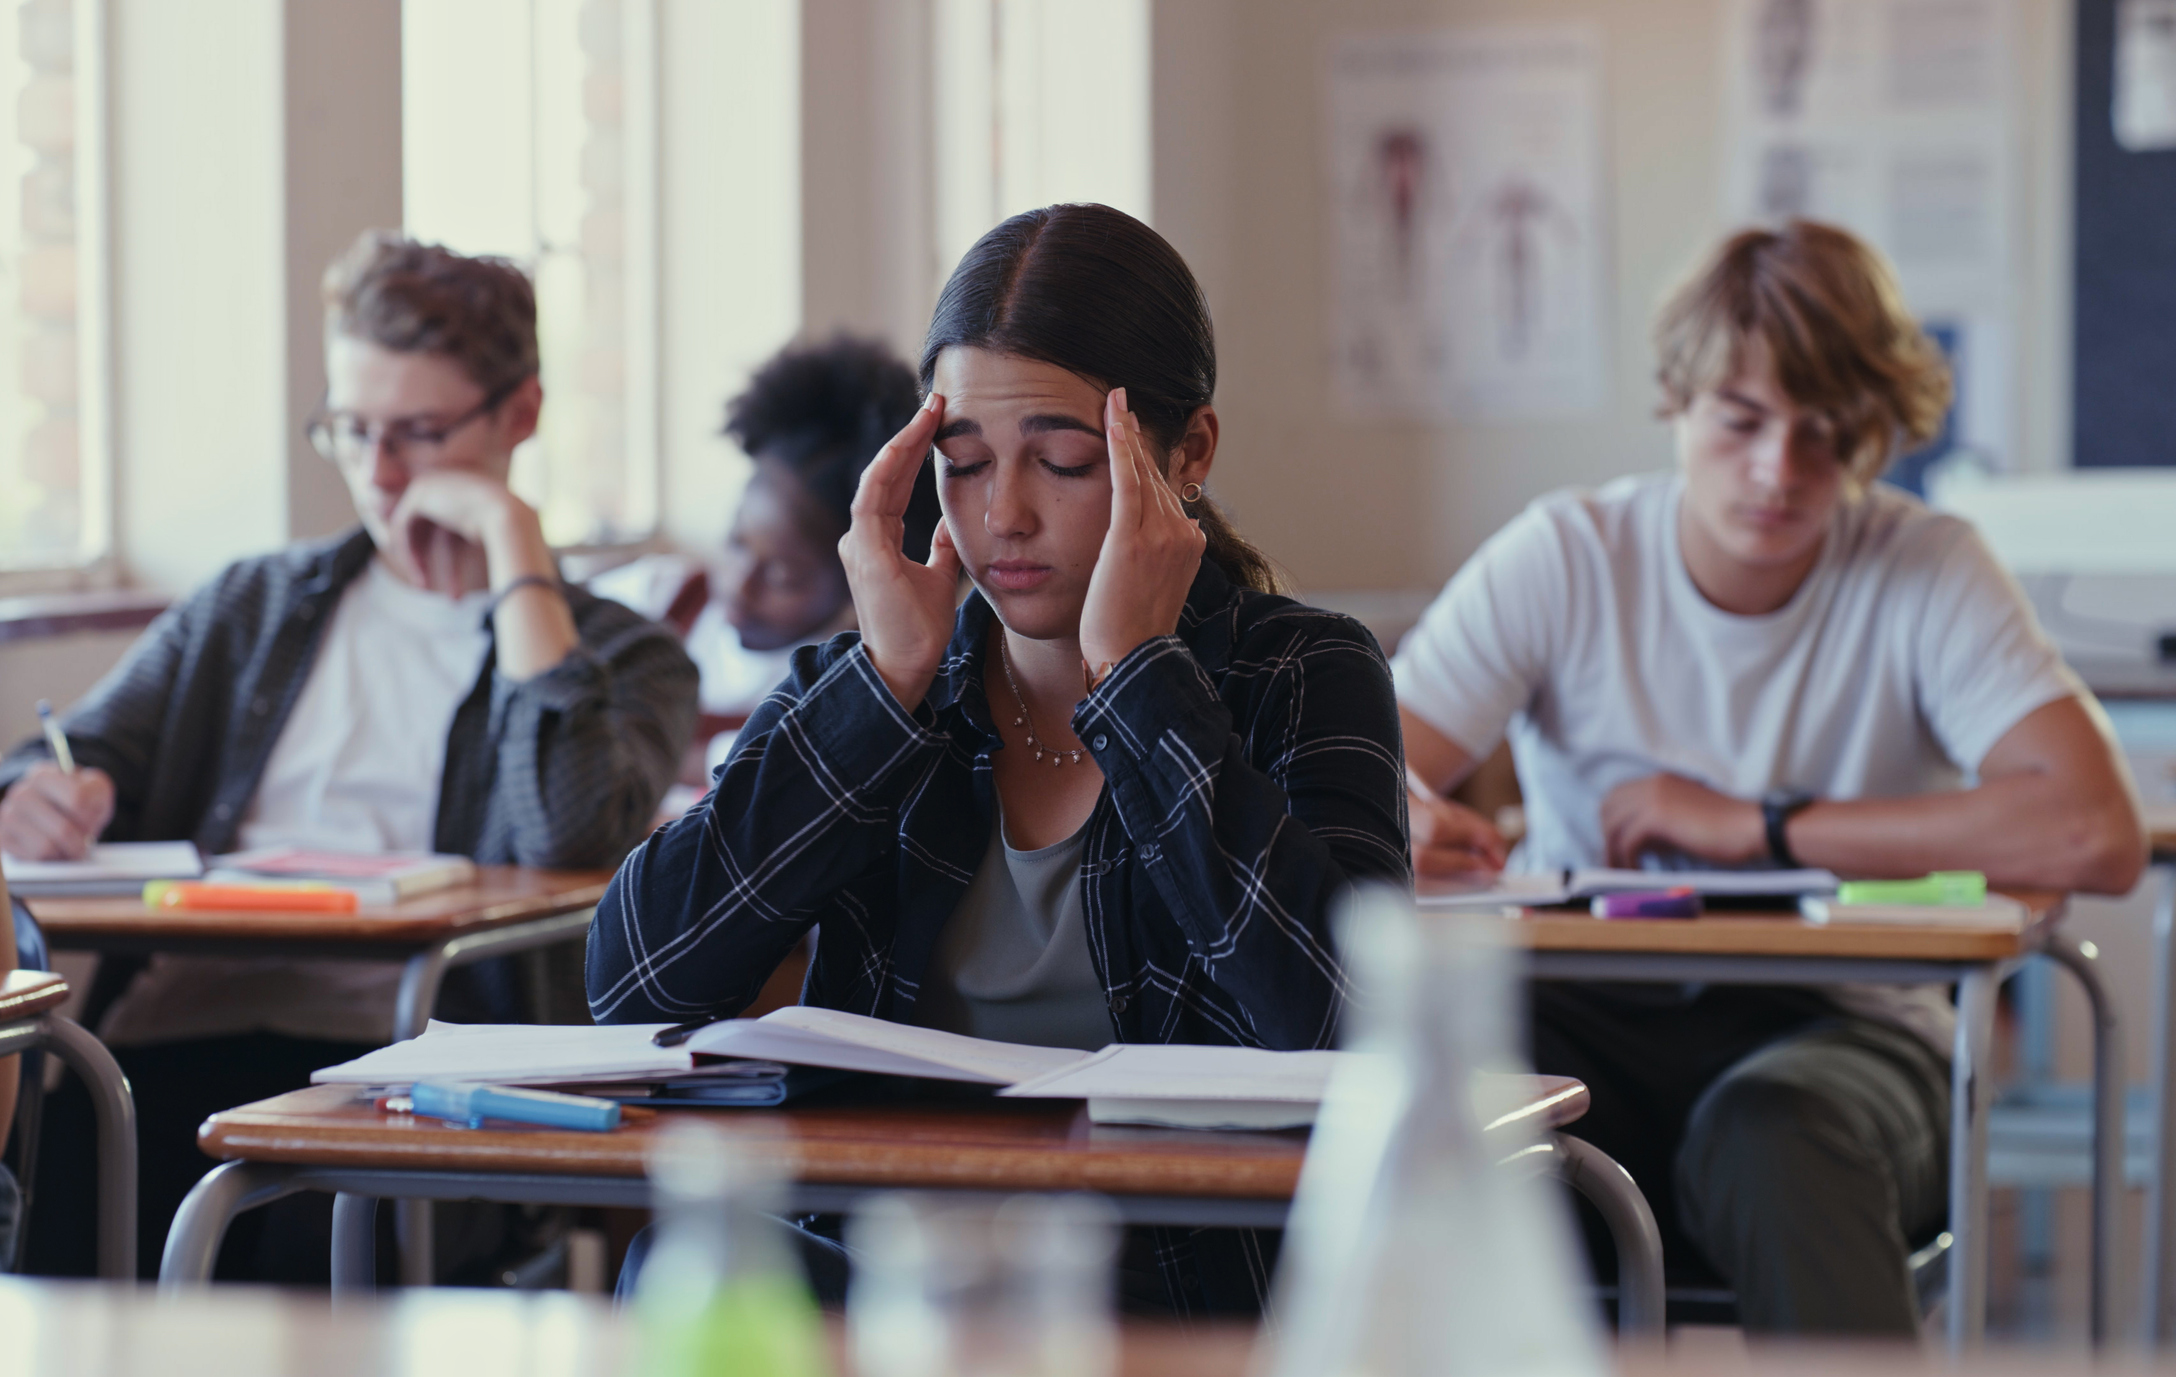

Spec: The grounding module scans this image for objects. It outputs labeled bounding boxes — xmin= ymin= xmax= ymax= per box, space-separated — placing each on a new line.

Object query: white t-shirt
xmin=101 ymin=559 xmax=493 ymax=1046
xmin=1392 ymin=472 xmax=2085 ymax=1051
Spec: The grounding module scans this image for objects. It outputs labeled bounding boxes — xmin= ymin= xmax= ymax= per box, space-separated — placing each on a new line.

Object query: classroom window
xmin=0 ymin=0 xmax=110 ymax=576
xmin=402 ymin=0 xmax=659 ymax=550
xmin=933 ymin=0 xmax=1152 ymax=279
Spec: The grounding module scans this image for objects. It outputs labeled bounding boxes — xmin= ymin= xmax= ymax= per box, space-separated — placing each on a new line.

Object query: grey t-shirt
xmin=915 ymin=811 xmax=1113 ymax=1051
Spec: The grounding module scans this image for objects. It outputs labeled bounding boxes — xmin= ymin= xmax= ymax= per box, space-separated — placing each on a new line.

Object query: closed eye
xmin=939 ymin=459 xmax=989 ymax=479
xmin=1041 ymin=458 xmax=1096 ymax=479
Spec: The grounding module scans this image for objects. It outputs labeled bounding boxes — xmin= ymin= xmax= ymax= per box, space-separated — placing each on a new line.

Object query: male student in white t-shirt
xmin=0 ymin=231 xmax=697 ymax=1277
xmin=1394 ymin=220 xmax=2146 ymax=1334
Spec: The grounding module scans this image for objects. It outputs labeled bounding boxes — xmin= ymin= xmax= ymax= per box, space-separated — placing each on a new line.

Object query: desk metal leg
xmin=2044 ymin=933 xmax=2124 ymax=1347
xmin=1949 ymin=966 xmax=1999 ymax=1352
xmin=388 ymin=908 xmax=595 ymax=1285
xmin=332 ymin=1193 xmax=378 ymax=1292
xmin=1549 ymin=1134 xmax=1664 ymax=1340
xmin=397 ymin=1199 xmax=434 ymax=1287
xmin=393 ymin=947 xmax=452 ymax=1047
xmin=37 ymin=1014 xmax=136 ymax=1281
xmin=159 ymin=1161 xmax=305 ymax=1288
xmin=2149 ymin=864 xmax=2176 ymax=1343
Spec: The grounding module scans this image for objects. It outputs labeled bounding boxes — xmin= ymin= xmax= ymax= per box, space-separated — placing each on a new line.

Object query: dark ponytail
xmin=917 ymin=203 xmax=1287 ymax=595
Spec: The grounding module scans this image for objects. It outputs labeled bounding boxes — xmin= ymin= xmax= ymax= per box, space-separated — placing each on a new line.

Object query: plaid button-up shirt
xmin=587 ymin=560 xmax=1410 ymax=1051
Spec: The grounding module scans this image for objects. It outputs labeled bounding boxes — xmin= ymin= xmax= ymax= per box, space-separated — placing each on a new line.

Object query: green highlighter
xmin=1834 ymin=871 xmax=1987 ymax=906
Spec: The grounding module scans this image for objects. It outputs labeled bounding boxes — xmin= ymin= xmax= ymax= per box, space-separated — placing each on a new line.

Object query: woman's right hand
xmin=839 ymin=393 xmax=963 ymax=710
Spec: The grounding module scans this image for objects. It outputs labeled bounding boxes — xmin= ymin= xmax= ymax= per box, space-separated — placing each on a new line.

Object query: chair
xmin=0 ymin=894 xmax=136 ymax=1278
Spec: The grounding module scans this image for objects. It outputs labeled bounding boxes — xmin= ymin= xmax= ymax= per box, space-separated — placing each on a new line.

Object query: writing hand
xmin=839 ymin=394 xmax=962 ymax=709
xmin=1409 ymin=786 xmax=1509 ymax=877
xmin=1077 ymin=389 xmax=1207 ymax=675
xmin=0 ymin=763 xmax=117 ymax=860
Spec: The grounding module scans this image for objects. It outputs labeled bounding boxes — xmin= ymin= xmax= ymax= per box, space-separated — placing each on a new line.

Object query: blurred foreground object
xmin=1262 ymin=885 xmax=1607 ymax=1377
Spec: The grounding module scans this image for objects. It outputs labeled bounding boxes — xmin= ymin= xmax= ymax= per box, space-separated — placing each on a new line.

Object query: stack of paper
xmin=1799 ymin=894 xmax=2028 ymax=930
xmin=310 ymin=1007 xmax=1353 ymax=1132
xmin=3 ymin=841 xmax=203 ymax=896
xmin=1001 ymin=1045 xmax=1344 ymax=1129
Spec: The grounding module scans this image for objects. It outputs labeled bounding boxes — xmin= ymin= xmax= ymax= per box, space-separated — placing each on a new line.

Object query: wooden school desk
xmin=159 ymin=1074 xmax=1668 ymax=1333
xmin=1453 ymin=889 xmax=2121 ymax=1352
xmin=24 ymin=866 xmax=613 ymax=1042
xmin=26 ymin=865 xmax=610 ymax=1284
xmin=0 ymin=970 xmax=135 ymax=1278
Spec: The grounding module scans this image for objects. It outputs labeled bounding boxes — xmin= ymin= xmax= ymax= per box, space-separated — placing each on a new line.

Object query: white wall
xmin=108 ymin=0 xmax=286 ymax=594
xmin=1154 ymin=0 xmax=2078 ymax=595
xmin=653 ymin=0 xmax=802 ymax=555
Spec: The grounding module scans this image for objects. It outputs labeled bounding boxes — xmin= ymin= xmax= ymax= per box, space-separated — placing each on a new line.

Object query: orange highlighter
xmin=143 ymin=880 xmax=359 ymax=914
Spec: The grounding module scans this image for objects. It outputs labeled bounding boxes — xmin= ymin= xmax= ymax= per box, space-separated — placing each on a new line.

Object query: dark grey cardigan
xmin=0 ymin=527 xmax=699 ymax=870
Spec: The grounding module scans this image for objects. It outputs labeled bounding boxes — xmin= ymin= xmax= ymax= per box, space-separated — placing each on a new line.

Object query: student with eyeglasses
xmin=0 ymin=231 xmax=698 ymax=1279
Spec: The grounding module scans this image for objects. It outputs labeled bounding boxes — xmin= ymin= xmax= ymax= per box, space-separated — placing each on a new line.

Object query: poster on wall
xmin=1718 ymin=0 xmax=2018 ymax=477
xmin=1326 ymin=24 xmax=1609 ymax=423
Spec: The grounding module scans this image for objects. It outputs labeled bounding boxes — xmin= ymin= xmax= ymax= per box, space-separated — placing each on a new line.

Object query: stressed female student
xmin=587 ymin=203 xmax=1409 ymax=1309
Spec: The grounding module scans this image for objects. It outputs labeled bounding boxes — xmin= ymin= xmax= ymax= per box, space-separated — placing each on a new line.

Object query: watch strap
xmin=1762 ymin=791 xmax=1814 ymax=869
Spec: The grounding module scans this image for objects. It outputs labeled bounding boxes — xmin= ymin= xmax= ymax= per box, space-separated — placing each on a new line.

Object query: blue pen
xmin=410 ymin=1080 xmax=622 ymax=1132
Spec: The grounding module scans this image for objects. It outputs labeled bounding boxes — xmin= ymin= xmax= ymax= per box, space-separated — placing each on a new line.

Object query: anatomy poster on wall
xmin=1326 ymin=24 xmax=1608 ymax=422
xmin=1719 ymin=0 xmax=2018 ymax=475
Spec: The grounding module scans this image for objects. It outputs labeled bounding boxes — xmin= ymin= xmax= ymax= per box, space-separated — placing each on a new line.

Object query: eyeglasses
xmin=306 ymin=377 xmax=527 ymax=467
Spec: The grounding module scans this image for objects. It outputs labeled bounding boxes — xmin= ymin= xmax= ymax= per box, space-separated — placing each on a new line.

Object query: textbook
xmin=205 ymin=847 xmax=477 ymax=905
xmin=2 ymin=840 xmax=203 ymax=896
xmin=1416 ymin=866 xmax=1841 ymax=910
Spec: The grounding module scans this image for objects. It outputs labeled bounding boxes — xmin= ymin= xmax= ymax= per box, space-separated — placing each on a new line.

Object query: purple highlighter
xmin=1590 ymin=888 xmax=1703 ymax=920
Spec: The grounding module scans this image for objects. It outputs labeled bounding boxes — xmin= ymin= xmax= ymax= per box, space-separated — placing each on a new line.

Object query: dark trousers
xmin=1530 ymin=982 xmax=1949 ymax=1335
xmin=23 ymin=1032 xmax=375 ymax=1280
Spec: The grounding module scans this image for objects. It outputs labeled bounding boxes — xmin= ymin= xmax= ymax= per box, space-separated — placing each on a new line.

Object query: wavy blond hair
xmin=1654 ymin=220 xmax=1952 ymax=484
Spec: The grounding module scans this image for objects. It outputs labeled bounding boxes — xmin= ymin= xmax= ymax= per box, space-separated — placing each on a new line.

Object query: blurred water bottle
xmin=848 ymin=1192 xmax=1120 ymax=1377
xmin=1262 ymin=886 xmax=1608 ymax=1377
xmin=635 ymin=1119 xmax=832 ymax=1377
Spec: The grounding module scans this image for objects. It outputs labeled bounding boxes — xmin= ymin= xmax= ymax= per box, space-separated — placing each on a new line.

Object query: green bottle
xmin=636 ymin=1121 xmax=832 ymax=1377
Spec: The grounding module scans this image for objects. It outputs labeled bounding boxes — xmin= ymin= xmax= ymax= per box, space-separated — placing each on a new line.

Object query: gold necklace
xmin=996 ymin=633 xmax=1087 ymax=766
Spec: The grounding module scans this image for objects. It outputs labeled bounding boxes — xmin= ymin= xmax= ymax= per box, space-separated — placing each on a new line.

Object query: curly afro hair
xmin=724 ymin=335 xmax=941 ymax=560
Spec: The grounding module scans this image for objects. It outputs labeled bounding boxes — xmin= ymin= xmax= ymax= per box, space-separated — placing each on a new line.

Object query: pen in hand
xmin=36 ymin=700 xmax=75 ymax=774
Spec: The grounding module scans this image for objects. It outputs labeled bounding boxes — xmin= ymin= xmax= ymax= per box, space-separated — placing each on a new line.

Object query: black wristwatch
xmin=1761 ymin=788 xmax=1816 ymax=868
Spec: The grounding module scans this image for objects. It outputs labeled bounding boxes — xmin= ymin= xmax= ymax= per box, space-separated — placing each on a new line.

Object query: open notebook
xmin=1416 ymin=866 xmax=1840 ymax=910
xmin=309 ymin=1007 xmax=1346 ymax=1129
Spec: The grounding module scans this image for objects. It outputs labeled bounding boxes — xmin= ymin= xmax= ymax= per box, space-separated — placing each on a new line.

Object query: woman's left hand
xmin=1078 ymin=389 xmax=1207 ymax=676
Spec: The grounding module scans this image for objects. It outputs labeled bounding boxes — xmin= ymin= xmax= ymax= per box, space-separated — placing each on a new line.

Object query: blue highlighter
xmin=410 ymin=1080 xmax=621 ymax=1131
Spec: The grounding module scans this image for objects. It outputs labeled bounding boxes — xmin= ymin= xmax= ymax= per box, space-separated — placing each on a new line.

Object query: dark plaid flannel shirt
xmin=0 ymin=528 xmax=699 ymax=870
xmin=586 ymin=559 xmax=1410 ymax=1050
